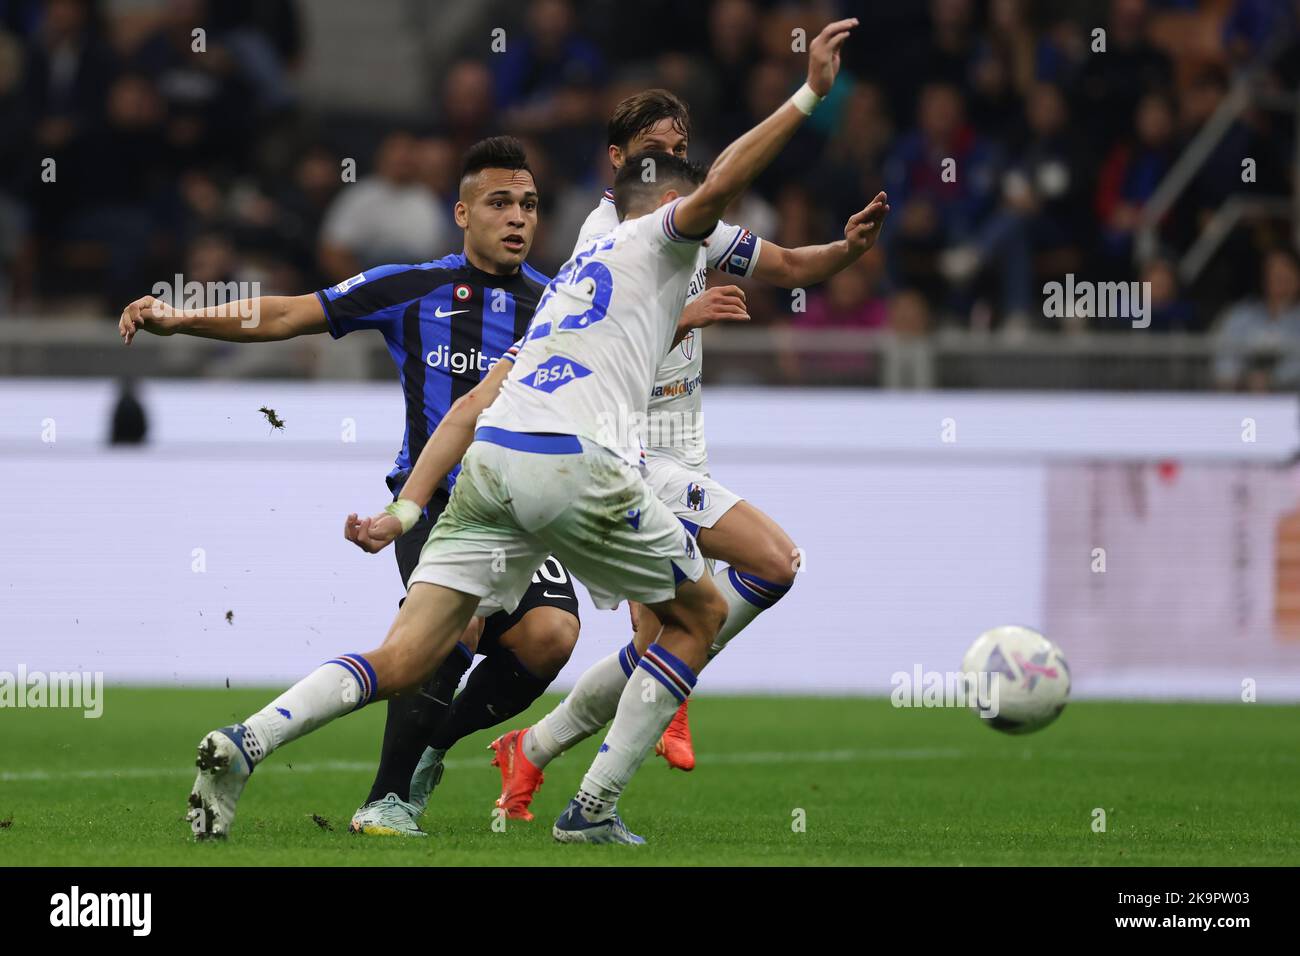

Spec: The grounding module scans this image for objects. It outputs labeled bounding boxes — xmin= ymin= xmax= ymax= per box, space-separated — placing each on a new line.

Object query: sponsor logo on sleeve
xmin=331 ymin=272 xmax=366 ymax=295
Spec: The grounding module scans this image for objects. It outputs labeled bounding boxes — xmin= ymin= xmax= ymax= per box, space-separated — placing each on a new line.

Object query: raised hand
xmin=844 ymin=191 xmax=891 ymax=254
xmin=807 ymin=18 xmax=858 ymax=97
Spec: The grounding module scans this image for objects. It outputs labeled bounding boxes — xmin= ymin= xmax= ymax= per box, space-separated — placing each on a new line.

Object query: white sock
xmin=241 ymin=654 xmax=376 ymax=764
xmin=577 ymin=642 xmax=697 ymax=818
xmin=524 ymin=642 xmax=638 ymax=768
xmin=708 ymin=566 xmax=792 ymax=657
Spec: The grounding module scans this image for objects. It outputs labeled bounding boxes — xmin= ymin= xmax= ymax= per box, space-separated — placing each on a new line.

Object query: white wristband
xmin=790 ymin=83 xmax=823 ymax=116
xmin=384 ymin=498 xmax=422 ymax=534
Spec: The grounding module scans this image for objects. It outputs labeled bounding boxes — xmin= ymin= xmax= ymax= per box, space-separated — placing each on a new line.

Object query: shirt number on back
xmin=527 ymin=237 xmax=616 ymax=342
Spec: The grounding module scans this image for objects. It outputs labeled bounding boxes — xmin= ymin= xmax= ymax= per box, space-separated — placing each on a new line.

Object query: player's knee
xmin=376 ymin=618 xmax=468 ymax=695
xmin=678 ymin=591 xmax=729 ymax=650
xmin=531 ymin=611 xmax=580 ymax=676
xmin=736 ymin=533 xmax=800 ymax=588
xmin=654 ymin=590 xmax=725 ymax=648
xmin=508 ymin=609 xmax=579 ymax=679
xmin=371 ymin=641 xmax=426 ymax=696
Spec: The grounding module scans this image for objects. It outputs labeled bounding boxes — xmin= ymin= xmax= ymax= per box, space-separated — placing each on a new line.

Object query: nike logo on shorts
xmin=542 ymin=591 xmax=571 ymax=600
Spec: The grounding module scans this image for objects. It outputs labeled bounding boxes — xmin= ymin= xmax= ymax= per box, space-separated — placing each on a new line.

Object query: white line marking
xmin=0 ymin=748 xmax=965 ymax=783
xmin=6 ymin=746 xmax=1288 ymax=784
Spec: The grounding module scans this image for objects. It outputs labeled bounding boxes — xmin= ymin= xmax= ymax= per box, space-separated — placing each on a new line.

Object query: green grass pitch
xmin=1 ymin=689 xmax=1296 ymax=866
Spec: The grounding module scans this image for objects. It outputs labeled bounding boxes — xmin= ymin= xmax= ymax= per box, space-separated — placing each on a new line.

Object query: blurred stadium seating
xmin=1 ymin=0 xmax=1298 ymax=390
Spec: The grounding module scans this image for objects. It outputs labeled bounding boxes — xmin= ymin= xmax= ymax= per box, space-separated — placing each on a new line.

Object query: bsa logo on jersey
xmin=453 ymin=283 xmax=473 ymax=303
xmin=332 ymin=272 xmax=366 ymax=295
xmin=681 ymin=482 xmax=709 ymax=512
xmin=522 ymin=355 xmax=592 ymax=393
xmin=680 ymin=330 xmax=695 ymax=359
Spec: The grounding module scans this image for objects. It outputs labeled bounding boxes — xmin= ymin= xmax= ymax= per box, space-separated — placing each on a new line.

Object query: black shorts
xmin=392 ymin=485 xmax=578 ymax=653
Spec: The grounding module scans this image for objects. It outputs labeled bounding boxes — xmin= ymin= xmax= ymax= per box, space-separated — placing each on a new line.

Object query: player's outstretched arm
xmin=343 ymin=352 xmax=514 ymax=554
xmin=672 ymin=17 xmax=857 ymax=240
xmin=752 ymin=191 xmax=891 ymax=289
xmin=118 ymin=293 xmax=327 ymax=345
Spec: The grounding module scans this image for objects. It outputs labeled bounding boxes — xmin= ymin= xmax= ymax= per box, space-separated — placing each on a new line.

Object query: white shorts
xmin=408 ymin=430 xmax=707 ymax=614
xmin=643 ymin=455 xmax=743 ymax=534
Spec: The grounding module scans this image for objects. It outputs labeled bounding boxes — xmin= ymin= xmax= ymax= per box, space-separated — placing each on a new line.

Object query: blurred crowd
xmin=1 ymin=0 xmax=1299 ymax=389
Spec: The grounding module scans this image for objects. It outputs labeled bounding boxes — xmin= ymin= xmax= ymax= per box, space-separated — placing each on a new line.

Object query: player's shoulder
xmin=336 ymin=254 xmax=466 ymax=286
xmin=577 ymin=193 xmax=619 ymax=243
xmin=377 ymin=252 xmax=473 ymax=291
xmin=520 ymin=261 xmax=551 ymax=291
xmin=653 ymin=197 xmax=712 ymax=246
xmin=587 ymin=213 xmax=647 ymax=253
xmin=586 ymin=200 xmax=699 ymax=263
xmin=321 ymin=254 xmax=468 ymax=305
xmin=577 ymin=194 xmax=699 ymax=259
xmin=413 ymin=252 xmax=470 ymax=276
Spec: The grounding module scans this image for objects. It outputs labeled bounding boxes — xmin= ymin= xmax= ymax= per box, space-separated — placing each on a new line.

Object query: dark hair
xmin=460 ymin=135 xmax=531 ymax=181
xmin=613 ymin=151 xmax=706 ymax=220
xmin=607 ymin=89 xmax=691 ymax=150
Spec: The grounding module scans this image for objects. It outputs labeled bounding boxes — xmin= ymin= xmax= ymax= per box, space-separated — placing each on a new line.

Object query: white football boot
xmin=348 ymin=793 xmax=427 ymax=837
xmin=552 ymin=798 xmax=646 ymax=845
xmin=187 ymin=725 xmax=258 ymax=840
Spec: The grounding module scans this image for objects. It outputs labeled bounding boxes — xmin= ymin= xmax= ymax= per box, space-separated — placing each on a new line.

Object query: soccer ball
xmin=961 ymin=625 xmax=1070 ymax=734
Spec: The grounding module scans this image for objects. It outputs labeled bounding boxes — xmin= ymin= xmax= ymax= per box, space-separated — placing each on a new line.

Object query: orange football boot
xmin=654 ymin=699 xmax=695 ymax=771
xmin=488 ymin=728 xmax=545 ymax=821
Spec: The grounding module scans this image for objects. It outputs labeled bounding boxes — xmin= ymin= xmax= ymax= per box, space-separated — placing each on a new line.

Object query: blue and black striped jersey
xmin=315 ymin=253 xmax=550 ymax=492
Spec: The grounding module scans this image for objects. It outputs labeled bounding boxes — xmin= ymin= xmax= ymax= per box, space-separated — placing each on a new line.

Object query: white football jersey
xmin=478 ymin=199 xmax=705 ymax=467
xmin=573 ymin=190 xmax=762 ymax=470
